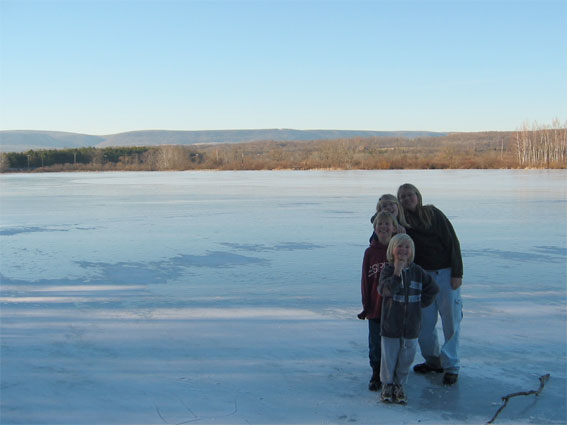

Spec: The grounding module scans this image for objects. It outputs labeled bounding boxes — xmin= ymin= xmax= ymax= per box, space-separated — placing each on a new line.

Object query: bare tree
xmin=514 ymin=119 xmax=566 ymax=167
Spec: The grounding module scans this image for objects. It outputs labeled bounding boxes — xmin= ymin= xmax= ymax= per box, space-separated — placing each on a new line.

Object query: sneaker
xmin=413 ymin=362 xmax=444 ymax=374
xmin=393 ymin=384 xmax=407 ymax=404
xmin=443 ymin=373 xmax=458 ymax=385
xmin=368 ymin=370 xmax=381 ymax=391
xmin=380 ymin=383 xmax=394 ymax=403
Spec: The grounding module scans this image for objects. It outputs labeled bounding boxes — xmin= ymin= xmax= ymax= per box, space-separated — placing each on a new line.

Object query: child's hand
xmin=357 ymin=311 xmax=366 ymax=320
xmin=393 ymin=258 xmax=405 ymax=276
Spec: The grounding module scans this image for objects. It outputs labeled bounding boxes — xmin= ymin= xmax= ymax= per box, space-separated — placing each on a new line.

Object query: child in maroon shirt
xmin=358 ymin=211 xmax=398 ymax=391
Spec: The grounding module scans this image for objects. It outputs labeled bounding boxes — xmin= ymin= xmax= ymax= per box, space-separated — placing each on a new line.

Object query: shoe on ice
xmin=393 ymin=384 xmax=407 ymax=404
xmin=443 ymin=373 xmax=458 ymax=385
xmin=368 ymin=379 xmax=381 ymax=391
xmin=368 ymin=369 xmax=381 ymax=391
xmin=380 ymin=383 xmax=394 ymax=403
xmin=413 ymin=362 xmax=444 ymax=374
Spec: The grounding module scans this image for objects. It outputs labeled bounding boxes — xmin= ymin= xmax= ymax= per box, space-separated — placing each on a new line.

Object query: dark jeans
xmin=368 ymin=318 xmax=381 ymax=372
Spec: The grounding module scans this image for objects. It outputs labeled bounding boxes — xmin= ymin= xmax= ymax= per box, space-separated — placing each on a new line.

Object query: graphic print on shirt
xmin=368 ymin=262 xmax=386 ymax=278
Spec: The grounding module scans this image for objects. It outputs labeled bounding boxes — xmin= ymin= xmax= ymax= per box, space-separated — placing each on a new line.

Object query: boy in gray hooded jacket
xmin=378 ymin=234 xmax=439 ymax=404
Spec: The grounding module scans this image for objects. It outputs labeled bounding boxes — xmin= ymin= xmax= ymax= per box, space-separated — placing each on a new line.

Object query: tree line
xmin=2 ymin=121 xmax=565 ymax=172
xmin=514 ymin=119 xmax=566 ymax=167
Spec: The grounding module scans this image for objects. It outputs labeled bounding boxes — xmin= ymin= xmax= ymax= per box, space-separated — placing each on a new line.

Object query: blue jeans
xmin=418 ymin=268 xmax=463 ymax=374
xmin=368 ymin=319 xmax=381 ymax=372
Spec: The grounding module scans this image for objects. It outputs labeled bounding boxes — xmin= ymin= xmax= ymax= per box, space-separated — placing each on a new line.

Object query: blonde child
xmin=378 ymin=234 xmax=439 ymax=404
xmin=369 ymin=194 xmax=409 ymax=243
xmin=358 ymin=211 xmax=398 ymax=391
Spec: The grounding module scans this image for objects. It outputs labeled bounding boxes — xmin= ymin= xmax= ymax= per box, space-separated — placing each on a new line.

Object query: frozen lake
xmin=1 ymin=170 xmax=566 ymax=425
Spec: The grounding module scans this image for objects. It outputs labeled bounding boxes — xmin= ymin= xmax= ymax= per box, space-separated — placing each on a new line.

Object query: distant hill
xmin=0 ymin=131 xmax=105 ymax=152
xmin=0 ymin=129 xmax=447 ymax=152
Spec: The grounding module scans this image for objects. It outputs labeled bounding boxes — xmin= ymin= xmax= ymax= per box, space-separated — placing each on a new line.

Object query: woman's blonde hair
xmin=376 ymin=193 xmax=410 ymax=228
xmin=386 ymin=233 xmax=415 ymax=263
xmin=372 ymin=210 xmax=399 ymax=231
xmin=397 ymin=183 xmax=434 ymax=228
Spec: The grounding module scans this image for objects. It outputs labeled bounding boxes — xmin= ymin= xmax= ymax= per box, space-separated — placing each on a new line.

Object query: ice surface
xmin=1 ymin=170 xmax=566 ymax=424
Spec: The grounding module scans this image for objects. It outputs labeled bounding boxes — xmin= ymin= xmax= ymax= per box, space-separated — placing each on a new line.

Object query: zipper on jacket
xmin=401 ymin=268 xmax=408 ymax=338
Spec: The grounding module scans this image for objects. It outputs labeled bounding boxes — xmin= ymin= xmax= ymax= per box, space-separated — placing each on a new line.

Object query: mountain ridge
xmin=0 ymin=129 xmax=448 ymax=152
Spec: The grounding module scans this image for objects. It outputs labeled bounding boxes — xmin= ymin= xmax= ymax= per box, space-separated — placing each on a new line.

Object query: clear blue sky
xmin=1 ymin=0 xmax=565 ymax=134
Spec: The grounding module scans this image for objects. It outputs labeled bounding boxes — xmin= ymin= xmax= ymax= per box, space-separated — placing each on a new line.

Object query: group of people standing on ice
xmin=358 ymin=183 xmax=463 ymax=404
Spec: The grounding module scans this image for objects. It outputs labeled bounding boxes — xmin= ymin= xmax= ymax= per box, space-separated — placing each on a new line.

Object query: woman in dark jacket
xmin=397 ymin=183 xmax=463 ymax=386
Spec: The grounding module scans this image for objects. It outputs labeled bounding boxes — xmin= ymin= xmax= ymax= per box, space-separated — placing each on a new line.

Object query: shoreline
xmin=2 ymin=165 xmax=565 ymax=174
